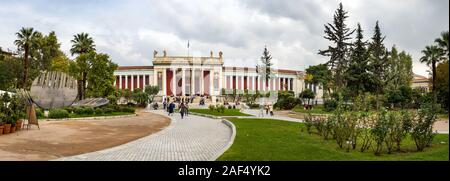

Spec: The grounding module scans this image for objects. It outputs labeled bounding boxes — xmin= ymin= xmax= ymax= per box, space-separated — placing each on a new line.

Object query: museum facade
xmin=113 ymin=50 xmax=323 ymax=102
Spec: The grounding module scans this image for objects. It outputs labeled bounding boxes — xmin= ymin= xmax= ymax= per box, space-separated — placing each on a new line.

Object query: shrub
xmin=209 ymin=104 xmax=216 ymax=112
xmin=217 ymin=105 xmax=225 ymax=113
xmin=248 ymin=103 xmax=260 ymax=109
xmin=411 ymin=103 xmax=438 ymax=151
xmin=95 ymin=108 xmax=104 ymax=115
xmin=303 ymin=113 xmax=314 ymax=134
xmin=49 ymin=109 xmax=69 ymax=119
xmin=84 ymin=107 xmax=95 ymax=115
xmin=274 ymin=91 xmax=301 ymax=110
xmin=120 ymin=106 xmax=135 ymax=113
xmin=371 ymin=109 xmax=389 ymax=156
xmin=359 ymin=112 xmax=373 ymax=152
xmin=323 ymin=99 xmax=338 ymax=112
xmin=103 ymin=108 xmax=114 ymax=114
xmin=63 ymin=106 xmax=74 ymax=113
xmin=35 ymin=108 xmax=44 ymax=117
xmin=73 ymin=106 xmax=85 ymax=115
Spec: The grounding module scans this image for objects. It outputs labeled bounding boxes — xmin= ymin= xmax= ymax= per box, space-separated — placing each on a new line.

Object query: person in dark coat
xmin=168 ymin=102 xmax=175 ymax=116
xmin=179 ymin=102 xmax=187 ymax=119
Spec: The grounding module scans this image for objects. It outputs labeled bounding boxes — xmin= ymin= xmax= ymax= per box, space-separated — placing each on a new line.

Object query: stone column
xmin=137 ymin=74 xmax=140 ymax=89
xmin=131 ymin=75 xmax=135 ymax=91
xmin=287 ymin=78 xmax=291 ymax=90
xmin=240 ymin=75 xmax=244 ymax=91
xmin=162 ymin=69 xmax=167 ymax=96
xmin=143 ymin=74 xmax=146 ymax=91
xmin=125 ymin=75 xmax=128 ymax=89
xmin=200 ymin=69 xmax=204 ymax=95
xmin=210 ymin=69 xmax=214 ymax=95
xmin=251 ymin=76 xmax=255 ymax=90
xmin=182 ymin=68 xmax=186 ymax=96
xmin=191 ymin=68 xmax=195 ymax=95
xmin=219 ymin=69 xmax=223 ymax=94
xmin=172 ymin=68 xmax=177 ymax=96
xmin=119 ymin=75 xmax=122 ymax=90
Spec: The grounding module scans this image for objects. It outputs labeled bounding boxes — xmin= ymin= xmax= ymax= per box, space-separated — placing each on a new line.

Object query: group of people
xmin=162 ymin=98 xmax=190 ymax=119
xmin=259 ymin=104 xmax=274 ymax=117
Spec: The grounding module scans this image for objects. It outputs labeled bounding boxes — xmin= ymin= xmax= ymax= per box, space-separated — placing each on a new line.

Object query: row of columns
xmin=116 ymin=74 xmax=150 ymax=91
xmin=155 ymin=68 xmax=220 ymax=96
xmin=225 ymin=75 xmax=293 ymax=91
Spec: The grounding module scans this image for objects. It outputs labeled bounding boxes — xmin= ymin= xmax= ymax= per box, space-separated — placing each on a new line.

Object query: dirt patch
xmin=0 ymin=111 xmax=170 ymax=161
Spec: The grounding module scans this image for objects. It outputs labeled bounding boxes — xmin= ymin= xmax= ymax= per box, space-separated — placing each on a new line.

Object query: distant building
xmin=411 ymin=73 xmax=429 ymax=92
xmin=113 ymin=50 xmax=323 ymax=103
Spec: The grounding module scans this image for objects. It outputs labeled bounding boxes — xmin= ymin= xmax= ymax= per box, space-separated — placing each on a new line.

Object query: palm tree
xmin=70 ymin=33 xmax=95 ymax=55
xmin=435 ymin=31 xmax=449 ymax=57
xmin=70 ymin=33 xmax=96 ymax=100
xmin=420 ymin=45 xmax=445 ymax=92
xmin=14 ymin=27 xmax=40 ymax=89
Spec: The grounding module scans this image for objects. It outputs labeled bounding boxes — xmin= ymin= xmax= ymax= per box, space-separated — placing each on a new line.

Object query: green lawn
xmin=189 ymin=109 xmax=252 ymax=117
xmin=292 ymin=105 xmax=330 ymax=115
xmin=39 ymin=112 xmax=134 ymax=119
xmin=67 ymin=112 xmax=134 ymax=118
xmin=218 ymin=118 xmax=449 ymax=161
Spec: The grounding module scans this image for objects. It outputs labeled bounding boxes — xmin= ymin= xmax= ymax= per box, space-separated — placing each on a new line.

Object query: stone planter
xmin=0 ymin=125 xmax=4 ymax=135
xmin=10 ymin=126 xmax=16 ymax=133
xmin=3 ymin=124 xmax=11 ymax=134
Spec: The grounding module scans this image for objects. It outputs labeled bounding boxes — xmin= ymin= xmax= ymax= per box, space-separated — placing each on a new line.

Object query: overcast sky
xmin=0 ymin=0 xmax=448 ymax=76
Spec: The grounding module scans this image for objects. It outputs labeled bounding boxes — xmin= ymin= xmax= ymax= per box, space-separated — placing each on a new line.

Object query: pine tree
xmin=257 ymin=45 xmax=273 ymax=89
xmin=367 ymin=21 xmax=388 ymax=109
xmin=345 ymin=23 xmax=370 ymax=96
xmin=319 ymin=3 xmax=355 ymax=90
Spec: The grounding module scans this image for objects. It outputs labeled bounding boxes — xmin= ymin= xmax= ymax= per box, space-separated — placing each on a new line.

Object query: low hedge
xmin=49 ymin=109 xmax=69 ymax=119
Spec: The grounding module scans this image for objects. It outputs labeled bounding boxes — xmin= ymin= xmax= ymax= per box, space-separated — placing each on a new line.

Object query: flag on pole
xmin=187 ymin=40 xmax=190 ymax=48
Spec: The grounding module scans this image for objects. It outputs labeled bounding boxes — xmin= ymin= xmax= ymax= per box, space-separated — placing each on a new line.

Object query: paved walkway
xmin=240 ymin=109 xmax=304 ymax=123
xmin=57 ymin=110 xmax=232 ymax=161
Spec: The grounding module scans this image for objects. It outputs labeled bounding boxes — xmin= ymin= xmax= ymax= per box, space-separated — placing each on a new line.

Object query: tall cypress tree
xmin=368 ymin=21 xmax=388 ymax=109
xmin=319 ymin=3 xmax=355 ymax=90
xmin=257 ymin=46 xmax=273 ymax=89
xmin=345 ymin=23 xmax=370 ymax=96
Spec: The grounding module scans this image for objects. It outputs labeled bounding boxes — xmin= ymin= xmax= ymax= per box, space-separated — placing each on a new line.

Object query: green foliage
xmin=120 ymin=106 xmax=135 ymax=113
xmin=49 ymin=109 xmax=69 ymax=119
xmin=435 ymin=61 xmax=449 ymax=110
xmin=94 ymin=108 xmax=104 ymax=115
xmin=132 ymin=88 xmax=149 ymax=107
xmin=318 ymin=3 xmax=355 ymax=89
xmin=305 ymin=64 xmax=332 ymax=93
xmin=412 ymin=102 xmax=438 ymax=151
xmin=420 ymin=45 xmax=445 ymax=92
xmin=323 ymin=99 xmax=338 ymax=112
xmin=86 ymin=53 xmax=118 ymax=98
xmin=274 ymin=91 xmax=301 ymax=110
xmin=257 ymin=46 xmax=273 ymax=82
xmin=208 ymin=104 xmax=216 ymax=112
xmin=299 ymin=89 xmax=315 ymax=105
xmin=145 ymin=85 xmax=160 ymax=103
xmin=345 ymin=23 xmax=371 ymax=95
xmin=384 ymin=85 xmax=412 ymax=108
xmin=371 ymin=108 xmax=389 ymax=155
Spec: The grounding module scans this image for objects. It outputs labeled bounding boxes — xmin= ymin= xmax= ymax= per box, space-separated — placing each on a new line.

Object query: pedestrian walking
xmin=168 ymin=102 xmax=175 ymax=116
xmin=179 ymin=102 xmax=187 ymax=119
xmin=269 ymin=105 xmax=274 ymax=116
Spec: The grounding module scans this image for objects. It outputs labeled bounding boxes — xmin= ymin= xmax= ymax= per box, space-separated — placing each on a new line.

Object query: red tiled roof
xmin=117 ymin=66 xmax=153 ymax=70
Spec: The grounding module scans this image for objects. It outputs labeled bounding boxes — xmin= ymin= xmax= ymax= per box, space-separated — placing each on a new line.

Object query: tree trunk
xmin=432 ymin=60 xmax=436 ymax=92
xmin=23 ymin=45 xmax=29 ymax=89
xmin=82 ymin=72 xmax=87 ymax=99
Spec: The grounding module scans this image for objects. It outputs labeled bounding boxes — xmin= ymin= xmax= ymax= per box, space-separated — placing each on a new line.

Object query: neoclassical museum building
xmin=113 ymin=50 xmax=323 ymax=103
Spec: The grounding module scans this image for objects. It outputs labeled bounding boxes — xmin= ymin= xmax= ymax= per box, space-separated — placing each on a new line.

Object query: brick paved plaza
xmin=57 ymin=110 xmax=233 ymax=161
